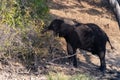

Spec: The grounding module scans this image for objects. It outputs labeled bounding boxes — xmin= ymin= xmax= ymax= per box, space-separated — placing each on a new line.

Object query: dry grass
xmin=0 ymin=0 xmax=120 ymax=80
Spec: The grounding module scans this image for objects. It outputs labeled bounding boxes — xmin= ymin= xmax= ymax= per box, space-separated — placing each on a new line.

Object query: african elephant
xmin=45 ymin=19 xmax=113 ymax=72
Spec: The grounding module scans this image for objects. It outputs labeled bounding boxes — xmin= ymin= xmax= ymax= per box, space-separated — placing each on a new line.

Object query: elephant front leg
xmin=67 ymin=43 xmax=77 ymax=67
xmin=72 ymin=52 xmax=77 ymax=68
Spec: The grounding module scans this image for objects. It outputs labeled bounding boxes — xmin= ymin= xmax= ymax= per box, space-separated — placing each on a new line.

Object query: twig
xmin=51 ymin=53 xmax=77 ymax=62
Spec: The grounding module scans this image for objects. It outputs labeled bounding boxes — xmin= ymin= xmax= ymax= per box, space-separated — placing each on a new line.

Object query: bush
xmin=0 ymin=0 xmax=49 ymax=29
xmin=0 ymin=0 xmax=50 ymax=69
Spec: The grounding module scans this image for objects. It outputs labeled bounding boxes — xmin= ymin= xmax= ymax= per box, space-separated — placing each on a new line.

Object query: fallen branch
xmin=51 ymin=53 xmax=77 ymax=62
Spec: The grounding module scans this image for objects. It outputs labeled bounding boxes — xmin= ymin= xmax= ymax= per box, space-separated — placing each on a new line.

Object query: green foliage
xmin=47 ymin=72 xmax=95 ymax=80
xmin=70 ymin=74 xmax=95 ymax=80
xmin=0 ymin=0 xmax=50 ymax=68
xmin=47 ymin=72 xmax=70 ymax=80
xmin=0 ymin=0 xmax=49 ymax=29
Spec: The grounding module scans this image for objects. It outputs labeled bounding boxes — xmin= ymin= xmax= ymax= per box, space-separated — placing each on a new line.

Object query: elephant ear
xmin=59 ymin=23 xmax=75 ymax=37
xmin=51 ymin=19 xmax=64 ymax=31
xmin=47 ymin=19 xmax=64 ymax=36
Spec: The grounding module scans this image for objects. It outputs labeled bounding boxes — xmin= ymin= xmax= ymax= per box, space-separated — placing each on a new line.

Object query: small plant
xmin=70 ymin=74 xmax=95 ymax=80
xmin=47 ymin=72 xmax=70 ymax=80
xmin=47 ymin=72 xmax=95 ymax=80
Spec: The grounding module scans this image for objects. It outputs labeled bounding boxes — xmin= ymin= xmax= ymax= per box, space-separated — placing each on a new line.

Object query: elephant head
xmin=47 ymin=19 xmax=75 ymax=37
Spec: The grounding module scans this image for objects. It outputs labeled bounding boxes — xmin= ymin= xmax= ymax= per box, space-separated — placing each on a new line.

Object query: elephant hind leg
xmin=98 ymin=50 xmax=106 ymax=73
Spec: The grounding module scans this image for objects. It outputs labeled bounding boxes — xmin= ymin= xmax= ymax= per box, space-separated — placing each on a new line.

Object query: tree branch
xmin=108 ymin=0 xmax=120 ymax=29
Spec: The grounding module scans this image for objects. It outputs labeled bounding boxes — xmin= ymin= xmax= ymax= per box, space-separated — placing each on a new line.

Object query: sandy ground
xmin=0 ymin=0 xmax=120 ymax=80
xmin=48 ymin=0 xmax=120 ymax=79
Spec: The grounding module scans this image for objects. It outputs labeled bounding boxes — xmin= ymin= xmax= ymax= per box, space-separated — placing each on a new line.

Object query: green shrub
xmin=0 ymin=0 xmax=49 ymax=29
xmin=47 ymin=72 xmax=95 ymax=80
xmin=47 ymin=72 xmax=70 ymax=80
xmin=70 ymin=74 xmax=95 ymax=80
xmin=0 ymin=0 xmax=50 ymax=68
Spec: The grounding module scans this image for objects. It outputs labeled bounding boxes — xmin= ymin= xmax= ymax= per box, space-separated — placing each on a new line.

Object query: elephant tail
xmin=107 ymin=36 xmax=114 ymax=50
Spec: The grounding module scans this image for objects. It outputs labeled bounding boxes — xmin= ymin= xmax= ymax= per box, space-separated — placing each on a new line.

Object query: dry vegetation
xmin=0 ymin=0 xmax=120 ymax=80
